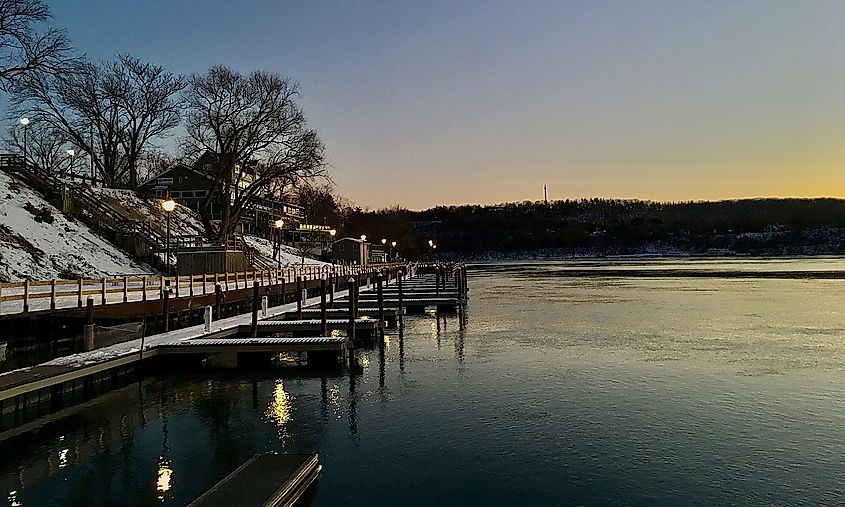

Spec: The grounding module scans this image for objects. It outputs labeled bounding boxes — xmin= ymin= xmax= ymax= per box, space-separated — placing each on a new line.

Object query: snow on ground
xmin=241 ymin=235 xmax=331 ymax=267
xmin=87 ymin=187 xmax=207 ymax=238
xmin=0 ymin=172 xmax=152 ymax=282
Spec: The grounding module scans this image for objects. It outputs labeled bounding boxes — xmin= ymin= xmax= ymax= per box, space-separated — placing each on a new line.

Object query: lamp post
xmin=19 ymin=117 xmax=30 ymax=164
xmin=274 ymin=218 xmax=285 ymax=269
xmin=162 ymin=199 xmax=176 ymax=273
xmin=65 ymin=149 xmax=75 ymax=177
xmin=391 ymin=241 xmax=397 ymax=261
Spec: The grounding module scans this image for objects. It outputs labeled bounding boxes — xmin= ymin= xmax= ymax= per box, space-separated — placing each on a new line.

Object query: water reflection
xmin=265 ymin=380 xmax=293 ymax=427
xmin=347 ymin=370 xmax=358 ymax=439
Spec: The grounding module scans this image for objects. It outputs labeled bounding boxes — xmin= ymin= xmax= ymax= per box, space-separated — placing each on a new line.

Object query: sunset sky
xmin=54 ymin=0 xmax=845 ymax=210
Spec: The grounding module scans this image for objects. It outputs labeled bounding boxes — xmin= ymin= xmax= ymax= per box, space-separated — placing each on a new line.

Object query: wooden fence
xmin=0 ymin=262 xmax=408 ymax=315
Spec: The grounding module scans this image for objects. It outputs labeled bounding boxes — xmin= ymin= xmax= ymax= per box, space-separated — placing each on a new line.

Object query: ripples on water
xmin=2 ymin=259 xmax=845 ymax=506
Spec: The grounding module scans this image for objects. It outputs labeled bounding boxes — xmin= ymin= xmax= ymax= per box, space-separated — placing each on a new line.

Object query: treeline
xmin=1 ymin=1 xmax=325 ymax=241
xmin=340 ymin=198 xmax=845 ymax=259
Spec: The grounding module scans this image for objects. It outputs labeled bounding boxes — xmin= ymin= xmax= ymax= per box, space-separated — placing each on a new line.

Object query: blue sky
xmin=49 ymin=0 xmax=845 ymax=209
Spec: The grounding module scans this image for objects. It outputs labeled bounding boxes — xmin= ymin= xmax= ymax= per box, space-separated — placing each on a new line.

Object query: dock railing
xmin=0 ymin=262 xmax=408 ymax=315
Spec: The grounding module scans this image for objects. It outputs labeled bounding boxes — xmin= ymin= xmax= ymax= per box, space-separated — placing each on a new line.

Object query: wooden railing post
xmin=142 ymin=276 xmax=148 ymax=301
xmin=202 ymin=273 xmax=207 ymax=295
xmin=101 ymin=277 xmax=107 ymax=305
xmin=78 ymin=278 xmax=83 ymax=308
xmin=189 ymin=274 xmax=194 ymax=297
xmin=123 ymin=277 xmax=128 ymax=303
xmin=50 ymin=279 xmax=56 ymax=310
xmin=175 ymin=275 xmax=180 ymax=298
xmin=23 ymin=280 xmax=30 ymax=313
xmin=250 ymin=281 xmax=259 ymax=338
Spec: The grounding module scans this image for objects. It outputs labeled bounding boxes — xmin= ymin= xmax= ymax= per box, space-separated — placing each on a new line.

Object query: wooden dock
xmin=0 ymin=263 xmax=471 ymax=429
xmin=189 ymin=453 xmax=321 ymax=507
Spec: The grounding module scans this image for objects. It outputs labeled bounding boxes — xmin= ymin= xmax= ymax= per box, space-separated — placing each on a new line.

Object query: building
xmin=139 ymin=153 xmax=304 ymax=237
xmin=332 ymin=237 xmax=370 ymax=265
xmin=369 ymin=246 xmax=387 ymax=264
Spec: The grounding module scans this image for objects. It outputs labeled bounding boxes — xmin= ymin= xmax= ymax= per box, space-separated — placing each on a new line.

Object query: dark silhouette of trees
xmin=0 ymin=0 xmax=74 ymax=89
xmin=181 ymin=65 xmax=325 ymax=240
xmin=9 ymin=54 xmax=183 ymax=188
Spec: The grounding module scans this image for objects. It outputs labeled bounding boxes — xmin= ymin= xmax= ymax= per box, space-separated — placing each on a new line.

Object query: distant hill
xmin=344 ymin=198 xmax=845 ymax=259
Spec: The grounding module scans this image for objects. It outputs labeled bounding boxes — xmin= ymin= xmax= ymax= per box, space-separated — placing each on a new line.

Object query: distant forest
xmin=341 ymin=198 xmax=845 ymax=260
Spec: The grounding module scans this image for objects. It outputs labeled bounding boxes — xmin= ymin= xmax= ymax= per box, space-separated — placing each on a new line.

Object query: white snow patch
xmin=0 ymin=172 xmax=152 ymax=281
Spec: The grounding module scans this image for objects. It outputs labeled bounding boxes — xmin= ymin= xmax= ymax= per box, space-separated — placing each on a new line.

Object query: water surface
xmin=2 ymin=259 xmax=845 ymax=506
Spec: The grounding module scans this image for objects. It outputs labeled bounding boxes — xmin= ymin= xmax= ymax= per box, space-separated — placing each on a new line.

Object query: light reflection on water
xmin=1 ymin=260 xmax=845 ymax=505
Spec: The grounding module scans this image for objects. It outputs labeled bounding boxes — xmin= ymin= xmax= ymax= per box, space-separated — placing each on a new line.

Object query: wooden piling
xmin=347 ymin=277 xmax=357 ymax=342
xmin=77 ymin=278 xmax=83 ymax=308
xmin=296 ymin=276 xmax=303 ymax=319
xmin=50 ymin=279 xmax=56 ymax=310
xmin=251 ymin=281 xmax=259 ymax=338
xmin=377 ymin=272 xmax=384 ymax=325
xmin=22 ymin=279 xmax=29 ymax=313
xmin=83 ymin=297 xmax=95 ymax=351
xmin=397 ymin=269 xmax=404 ymax=327
xmin=163 ymin=287 xmax=170 ymax=332
xmin=214 ymin=283 xmax=223 ymax=320
xmin=101 ymin=277 xmax=107 ymax=305
xmin=320 ymin=277 xmax=328 ymax=336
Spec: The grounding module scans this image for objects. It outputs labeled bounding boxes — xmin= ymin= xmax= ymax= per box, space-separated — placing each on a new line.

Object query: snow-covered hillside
xmin=0 ymin=172 xmax=152 ymax=281
xmin=241 ymin=235 xmax=330 ymax=267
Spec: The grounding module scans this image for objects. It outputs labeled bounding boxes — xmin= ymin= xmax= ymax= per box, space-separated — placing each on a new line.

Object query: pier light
xmin=381 ymin=238 xmax=387 ymax=245
xmin=161 ymin=198 xmax=176 ymax=274
xmin=360 ymin=235 xmax=367 ymax=241
xmin=391 ymin=241 xmax=396 ymax=247
xmin=428 ymin=239 xmax=433 ymax=247
xmin=19 ymin=117 xmax=29 ymax=126
xmin=274 ymin=218 xmax=285 ymax=229
xmin=66 ymin=149 xmax=75 ymax=157
xmin=433 ymin=244 xmax=437 ymax=249
xmin=329 ymin=229 xmax=337 ymax=237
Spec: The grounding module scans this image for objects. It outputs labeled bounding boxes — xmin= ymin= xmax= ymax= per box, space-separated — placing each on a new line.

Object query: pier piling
xmin=251 ymin=281 xmax=259 ymax=338
xmin=347 ymin=277 xmax=357 ymax=342
xmin=84 ymin=297 xmax=95 ymax=351
xmin=320 ymin=277 xmax=328 ymax=336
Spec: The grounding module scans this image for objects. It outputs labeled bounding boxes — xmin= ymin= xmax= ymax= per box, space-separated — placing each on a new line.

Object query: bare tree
xmin=104 ymin=54 xmax=184 ymax=188
xmin=3 ymin=119 xmax=69 ymax=173
xmin=182 ymin=65 xmax=326 ymax=241
xmin=9 ymin=54 xmax=183 ymax=188
xmin=0 ymin=0 xmax=74 ymax=89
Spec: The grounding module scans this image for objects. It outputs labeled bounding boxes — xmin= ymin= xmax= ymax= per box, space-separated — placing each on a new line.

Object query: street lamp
xmin=19 ymin=117 xmax=30 ymax=164
xmin=66 ymin=149 xmax=75 ymax=177
xmin=274 ymin=218 xmax=285 ymax=269
xmin=360 ymin=235 xmax=366 ymax=242
xmin=162 ymin=199 xmax=176 ymax=273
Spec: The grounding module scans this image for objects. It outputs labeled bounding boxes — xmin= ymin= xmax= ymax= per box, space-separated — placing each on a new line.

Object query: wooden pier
xmin=0 ymin=263 xmax=471 ymax=430
xmin=189 ymin=453 xmax=321 ymax=507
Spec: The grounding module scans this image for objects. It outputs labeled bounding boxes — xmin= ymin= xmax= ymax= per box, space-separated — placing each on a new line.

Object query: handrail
xmin=0 ymin=262 xmax=409 ymax=315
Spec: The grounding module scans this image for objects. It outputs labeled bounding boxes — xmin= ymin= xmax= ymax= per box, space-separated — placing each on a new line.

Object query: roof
xmin=333 ymin=237 xmax=366 ymax=244
xmin=139 ymin=163 xmax=211 ymax=187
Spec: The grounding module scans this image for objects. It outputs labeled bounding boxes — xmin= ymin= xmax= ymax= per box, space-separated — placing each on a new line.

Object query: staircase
xmin=0 ymin=155 xmax=206 ymax=273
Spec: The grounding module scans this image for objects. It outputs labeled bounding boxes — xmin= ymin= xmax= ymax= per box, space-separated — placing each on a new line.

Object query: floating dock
xmin=189 ymin=453 xmax=321 ymax=507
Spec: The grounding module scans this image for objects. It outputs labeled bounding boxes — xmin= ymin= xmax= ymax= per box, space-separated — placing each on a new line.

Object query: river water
xmin=2 ymin=259 xmax=845 ymax=506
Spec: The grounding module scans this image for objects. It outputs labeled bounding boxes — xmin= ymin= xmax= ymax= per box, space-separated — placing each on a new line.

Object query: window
xmin=181 ymin=190 xmax=194 ymax=198
xmin=195 ymin=190 xmax=207 ymax=198
xmin=338 ymin=244 xmax=344 ymax=252
xmin=155 ymin=190 xmax=164 ymax=197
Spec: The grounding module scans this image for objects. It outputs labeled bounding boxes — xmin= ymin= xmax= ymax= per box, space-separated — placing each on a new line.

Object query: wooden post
xmin=159 ymin=275 xmax=165 ymax=298
xmin=22 ymin=280 xmax=30 ymax=313
xmin=214 ymin=283 xmax=223 ymax=320
xmin=435 ymin=268 xmax=440 ymax=296
xmin=397 ymin=269 xmax=404 ymax=327
xmin=251 ymin=281 xmax=259 ymax=338
xmin=162 ymin=287 xmax=170 ymax=332
xmin=84 ymin=297 xmax=95 ymax=351
xmin=101 ymin=277 xmax=107 ymax=305
xmin=281 ymin=277 xmax=286 ymax=305
xmin=296 ymin=276 xmax=302 ymax=319
xmin=329 ymin=279 xmax=335 ymax=309
xmin=142 ymin=276 xmax=148 ymax=301
xmin=50 ymin=279 xmax=56 ymax=310
xmin=202 ymin=273 xmax=207 ymax=295
xmin=175 ymin=275 xmax=180 ymax=297
xmin=377 ymin=272 xmax=384 ymax=326
xmin=189 ymin=274 xmax=194 ymax=297
xmin=77 ymin=278 xmax=83 ymax=308
xmin=347 ymin=277 xmax=357 ymax=342
xmin=123 ymin=277 xmax=128 ymax=303
xmin=320 ymin=277 xmax=328 ymax=336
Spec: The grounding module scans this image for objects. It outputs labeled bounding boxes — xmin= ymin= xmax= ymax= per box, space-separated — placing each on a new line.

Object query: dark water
xmin=3 ymin=260 xmax=845 ymax=506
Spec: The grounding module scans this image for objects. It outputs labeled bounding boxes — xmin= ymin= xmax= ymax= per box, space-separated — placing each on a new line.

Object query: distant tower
xmin=544 ymin=184 xmax=548 ymax=205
